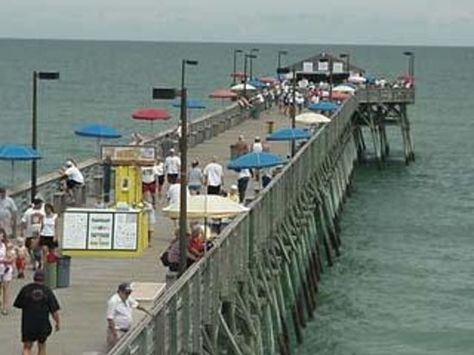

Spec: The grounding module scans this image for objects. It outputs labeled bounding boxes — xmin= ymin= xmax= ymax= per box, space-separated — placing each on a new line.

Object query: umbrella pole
xmin=11 ymin=161 xmax=14 ymax=186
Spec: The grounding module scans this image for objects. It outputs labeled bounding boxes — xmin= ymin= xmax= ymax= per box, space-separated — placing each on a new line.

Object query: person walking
xmin=237 ymin=168 xmax=252 ymax=203
xmin=106 ymin=282 xmax=149 ymax=349
xmin=13 ymin=270 xmax=60 ymax=355
xmin=21 ymin=198 xmax=45 ymax=270
xmin=188 ymin=159 xmax=203 ymax=195
xmin=164 ymin=148 xmax=181 ymax=184
xmin=204 ymin=157 xmax=224 ymax=195
xmin=39 ymin=204 xmax=58 ymax=268
xmin=0 ymin=186 xmax=18 ymax=238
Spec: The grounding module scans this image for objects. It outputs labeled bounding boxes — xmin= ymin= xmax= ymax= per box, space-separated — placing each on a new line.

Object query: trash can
xmin=250 ymin=106 xmax=259 ymax=119
xmin=56 ymin=256 xmax=71 ymax=288
xmin=45 ymin=261 xmax=57 ymax=289
xmin=266 ymin=120 xmax=275 ymax=134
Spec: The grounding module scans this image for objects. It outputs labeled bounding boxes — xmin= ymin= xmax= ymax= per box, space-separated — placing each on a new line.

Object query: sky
xmin=1 ymin=0 xmax=473 ymax=46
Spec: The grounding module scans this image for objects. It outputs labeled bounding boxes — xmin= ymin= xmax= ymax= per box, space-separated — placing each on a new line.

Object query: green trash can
xmin=57 ymin=256 xmax=71 ymax=288
xmin=45 ymin=262 xmax=57 ymax=289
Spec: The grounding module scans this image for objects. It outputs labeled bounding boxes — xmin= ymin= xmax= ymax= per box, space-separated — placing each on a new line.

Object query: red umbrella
xmin=259 ymin=76 xmax=278 ymax=84
xmin=132 ymin=108 xmax=171 ymax=121
xmin=230 ymin=71 xmax=246 ymax=78
xmin=209 ymin=89 xmax=237 ymax=99
xmin=329 ymin=92 xmax=351 ymax=101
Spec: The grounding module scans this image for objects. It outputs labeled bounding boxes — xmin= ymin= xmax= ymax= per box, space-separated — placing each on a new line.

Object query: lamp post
xmin=232 ymin=49 xmax=243 ymax=85
xmin=153 ymin=59 xmax=198 ymax=276
xmin=403 ymin=51 xmax=415 ymax=78
xmin=249 ymin=48 xmax=259 ymax=80
xmin=291 ymin=66 xmax=297 ymax=157
xmin=243 ymin=53 xmax=257 ymax=98
xmin=340 ymin=53 xmax=350 ymax=74
xmin=31 ymin=71 xmax=59 ymax=202
xmin=277 ymin=50 xmax=288 ymax=73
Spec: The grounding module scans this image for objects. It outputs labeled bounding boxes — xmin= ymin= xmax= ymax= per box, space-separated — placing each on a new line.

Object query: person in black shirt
xmin=14 ymin=270 xmax=60 ymax=355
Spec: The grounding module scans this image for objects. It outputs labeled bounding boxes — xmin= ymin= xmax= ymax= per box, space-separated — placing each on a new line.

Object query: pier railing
xmin=108 ymin=96 xmax=359 ymax=355
xmin=9 ymin=102 xmax=251 ymax=212
xmin=357 ymin=87 xmax=415 ymax=104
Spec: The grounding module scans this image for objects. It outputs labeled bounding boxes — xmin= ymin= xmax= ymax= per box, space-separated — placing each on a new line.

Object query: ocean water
xmin=1 ymin=40 xmax=473 ymax=354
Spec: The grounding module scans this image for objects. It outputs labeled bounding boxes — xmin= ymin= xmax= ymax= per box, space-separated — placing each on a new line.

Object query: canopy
xmin=259 ymin=76 xmax=279 ymax=84
xmin=248 ymin=79 xmax=267 ymax=89
xmin=231 ymin=83 xmax=257 ymax=91
xmin=333 ymin=84 xmax=356 ymax=93
xmin=267 ymin=128 xmax=311 ymax=141
xmin=228 ymin=151 xmax=285 ymax=170
xmin=172 ymin=99 xmax=206 ymax=109
xmin=132 ymin=108 xmax=171 ymax=121
xmin=308 ymin=101 xmax=339 ymax=112
xmin=209 ymin=89 xmax=237 ymax=99
xmin=74 ymin=124 xmax=122 ymax=139
xmin=295 ymin=112 xmax=331 ymax=125
xmin=348 ymin=76 xmax=366 ymax=84
xmin=0 ymin=144 xmax=41 ymax=161
xmin=230 ymin=71 xmax=246 ymax=78
xmin=162 ymin=195 xmax=249 ymax=219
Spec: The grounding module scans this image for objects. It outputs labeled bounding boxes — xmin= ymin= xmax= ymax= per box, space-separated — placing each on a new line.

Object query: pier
xmin=2 ymin=56 xmax=415 ymax=355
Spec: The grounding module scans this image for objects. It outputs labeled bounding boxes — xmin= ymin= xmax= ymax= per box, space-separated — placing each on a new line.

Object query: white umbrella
xmin=332 ymin=85 xmax=356 ymax=93
xmin=231 ymin=83 xmax=257 ymax=91
xmin=295 ymin=112 xmax=331 ymax=125
xmin=162 ymin=195 xmax=249 ymax=219
xmin=348 ymin=76 xmax=366 ymax=84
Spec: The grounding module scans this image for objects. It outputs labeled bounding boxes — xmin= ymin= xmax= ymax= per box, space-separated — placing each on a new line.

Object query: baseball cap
xmin=118 ymin=282 xmax=133 ymax=293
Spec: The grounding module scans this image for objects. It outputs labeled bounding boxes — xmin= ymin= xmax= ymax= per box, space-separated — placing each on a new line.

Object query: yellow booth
xmin=62 ymin=145 xmax=156 ymax=257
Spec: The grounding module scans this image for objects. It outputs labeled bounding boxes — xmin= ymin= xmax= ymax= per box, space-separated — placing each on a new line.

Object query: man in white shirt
xmin=204 ymin=157 xmax=224 ymax=195
xmin=252 ymin=137 xmax=263 ymax=153
xmin=106 ymin=283 xmax=149 ymax=349
xmin=237 ymin=169 xmax=252 ymax=203
xmin=164 ymin=148 xmax=181 ymax=184
xmin=141 ymin=163 xmax=161 ymax=206
xmin=60 ymin=160 xmax=84 ymax=201
xmin=166 ymin=179 xmax=190 ymax=206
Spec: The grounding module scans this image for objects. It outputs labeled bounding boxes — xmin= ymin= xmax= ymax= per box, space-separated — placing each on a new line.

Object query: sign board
xmin=333 ymin=62 xmax=344 ymax=73
xmin=302 ymin=62 xmax=314 ymax=72
xmin=88 ymin=213 xmax=113 ymax=250
xmin=62 ymin=209 xmax=139 ymax=252
xmin=101 ymin=145 xmax=156 ymax=166
xmin=63 ymin=213 xmax=88 ymax=249
xmin=113 ymin=213 xmax=138 ymax=250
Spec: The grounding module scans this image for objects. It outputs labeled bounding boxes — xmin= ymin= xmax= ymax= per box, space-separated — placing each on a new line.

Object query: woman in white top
xmin=0 ymin=228 xmax=14 ymax=314
xmin=40 ymin=203 xmax=59 ymax=267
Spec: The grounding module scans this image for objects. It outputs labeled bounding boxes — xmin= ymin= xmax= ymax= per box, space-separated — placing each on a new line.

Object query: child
xmin=142 ymin=200 xmax=156 ymax=247
xmin=30 ymin=231 xmax=42 ymax=270
xmin=15 ymin=238 xmax=28 ymax=278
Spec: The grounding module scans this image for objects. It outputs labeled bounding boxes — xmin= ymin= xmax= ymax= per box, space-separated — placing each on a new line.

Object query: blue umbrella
xmin=0 ymin=144 xmax=41 ymax=183
xmin=266 ymin=128 xmax=311 ymax=141
xmin=248 ymin=79 xmax=267 ymax=89
xmin=228 ymin=151 xmax=285 ymax=170
xmin=308 ymin=101 xmax=339 ymax=112
xmin=74 ymin=123 xmax=122 ymax=139
xmin=172 ymin=99 xmax=206 ymax=109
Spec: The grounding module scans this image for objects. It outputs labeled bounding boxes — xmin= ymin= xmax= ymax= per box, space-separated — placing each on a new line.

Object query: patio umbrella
xmin=132 ymin=108 xmax=171 ymax=131
xmin=333 ymin=84 xmax=356 ymax=93
xmin=348 ymin=76 xmax=366 ymax=84
xmin=74 ymin=123 xmax=122 ymax=156
xmin=231 ymin=83 xmax=257 ymax=91
xmin=209 ymin=89 xmax=237 ymax=99
xmin=308 ymin=101 xmax=339 ymax=112
xmin=329 ymin=91 xmax=351 ymax=101
xmin=230 ymin=71 xmax=246 ymax=79
xmin=259 ymin=76 xmax=279 ymax=84
xmin=266 ymin=128 xmax=311 ymax=141
xmin=162 ymin=195 xmax=249 ymax=219
xmin=295 ymin=112 xmax=331 ymax=125
xmin=0 ymin=144 xmax=41 ymax=183
xmin=248 ymin=79 xmax=267 ymax=89
xmin=228 ymin=151 xmax=284 ymax=170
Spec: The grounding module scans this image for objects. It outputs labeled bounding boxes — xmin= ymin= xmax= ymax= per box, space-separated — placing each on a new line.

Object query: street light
xmin=249 ymin=48 xmax=259 ymax=79
xmin=243 ymin=53 xmax=257 ymax=98
xmin=153 ymin=59 xmax=198 ymax=276
xmin=31 ymin=71 xmax=60 ymax=202
xmin=277 ymin=50 xmax=288 ymax=72
xmin=276 ymin=65 xmax=297 ymax=156
xmin=403 ymin=51 xmax=415 ymax=78
xmin=339 ymin=53 xmax=350 ymax=73
xmin=232 ymin=49 xmax=243 ymax=85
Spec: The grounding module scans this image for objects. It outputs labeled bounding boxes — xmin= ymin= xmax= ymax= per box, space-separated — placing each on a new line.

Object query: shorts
xmin=66 ymin=179 xmax=82 ymax=189
xmin=39 ymin=236 xmax=57 ymax=249
xmin=189 ymin=185 xmax=201 ymax=194
xmin=2 ymin=267 xmax=12 ymax=282
xmin=16 ymin=257 xmax=26 ymax=271
xmin=157 ymin=175 xmax=165 ymax=186
xmin=22 ymin=324 xmax=52 ymax=344
xmin=167 ymin=174 xmax=178 ymax=184
xmin=142 ymin=181 xmax=157 ymax=195
xmin=207 ymin=185 xmax=221 ymax=195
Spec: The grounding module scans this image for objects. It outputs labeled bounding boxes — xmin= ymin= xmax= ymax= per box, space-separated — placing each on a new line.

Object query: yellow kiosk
xmin=62 ymin=145 xmax=156 ymax=257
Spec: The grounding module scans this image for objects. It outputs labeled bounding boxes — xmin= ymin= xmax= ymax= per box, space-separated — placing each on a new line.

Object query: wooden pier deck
xmin=0 ymin=107 xmax=292 ymax=355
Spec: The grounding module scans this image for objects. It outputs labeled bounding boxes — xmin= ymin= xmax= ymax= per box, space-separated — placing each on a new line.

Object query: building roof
xmin=286 ymin=52 xmax=365 ymax=74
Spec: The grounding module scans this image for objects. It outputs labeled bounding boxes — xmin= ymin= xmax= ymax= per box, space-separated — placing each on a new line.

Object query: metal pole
xmin=243 ymin=55 xmax=248 ymax=98
xmin=291 ymin=66 xmax=296 ymax=157
xmin=410 ymin=54 xmax=415 ymax=78
xmin=233 ymin=50 xmax=237 ymax=85
xmin=347 ymin=55 xmax=351 ymax=74
xmin=178 ymin=60 xmax=188 ymax=276
xmin=329 ymin=58 xmax=333 ymax=100
xmin=277 ymin=52 xmax=282 ymax=72
xmin=31 ymin=71 xmax=38 ymax=202
xmin=249 ymin=56 xmax=253 ymax=80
